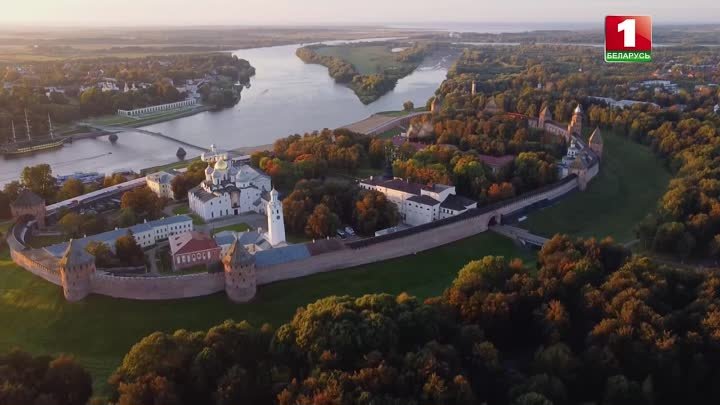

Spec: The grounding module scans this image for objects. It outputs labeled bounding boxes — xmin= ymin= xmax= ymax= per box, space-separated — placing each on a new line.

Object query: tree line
xmin=0 ymin=53 xmax=255 ymax=143
xmin=434 ymin=44 xmax=719 ymax=259
xmin=9 ymin=234 xmax=720 ymax=404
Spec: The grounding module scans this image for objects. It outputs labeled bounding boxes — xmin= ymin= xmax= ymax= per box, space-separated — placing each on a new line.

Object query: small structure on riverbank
xmin=117 ymin=99 xmax=197 ymax=117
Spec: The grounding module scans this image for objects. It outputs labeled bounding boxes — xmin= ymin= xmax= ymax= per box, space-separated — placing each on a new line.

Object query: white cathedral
xmin=188 ymin=145 xmax=286 ymax=246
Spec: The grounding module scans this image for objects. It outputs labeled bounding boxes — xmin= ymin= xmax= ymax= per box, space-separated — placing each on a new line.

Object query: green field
xmin=316 ymin=45 xmax=409 ymax=75
xmin=524 ymin=131 xmax=671 ymax=243
xmin=0 ymin=233 xmax=531 ymax=393
xmin=172 ymin=206 xmax=205 ymax=225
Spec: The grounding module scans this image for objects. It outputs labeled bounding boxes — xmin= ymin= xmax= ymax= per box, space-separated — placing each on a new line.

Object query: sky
xmin=1 ymin=0 xmax=718 ymax=27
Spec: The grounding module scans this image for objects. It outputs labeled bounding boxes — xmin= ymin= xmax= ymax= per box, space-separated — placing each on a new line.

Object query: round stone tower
xmin=223 ymin=239 xmax=257 ymax=302
xmin=58 ymin=239 xmax=95 ymax=301
xmin=568 ymin=104 xmax=583 ymax=136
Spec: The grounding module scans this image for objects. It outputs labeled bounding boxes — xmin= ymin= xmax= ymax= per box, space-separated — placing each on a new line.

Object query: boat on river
xmin=1 ymin=111 xmax=65 ymax=157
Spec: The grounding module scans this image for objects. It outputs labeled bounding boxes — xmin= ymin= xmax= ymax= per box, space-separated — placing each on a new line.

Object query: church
xmin=188 ymin=146 xmax=272 ymax=221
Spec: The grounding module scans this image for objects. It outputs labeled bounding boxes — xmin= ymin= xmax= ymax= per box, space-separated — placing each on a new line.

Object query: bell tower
xmin=266 ymin=188 xmax=286 ymax=246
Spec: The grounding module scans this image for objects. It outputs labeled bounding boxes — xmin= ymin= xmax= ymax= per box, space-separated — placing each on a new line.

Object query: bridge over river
xmin=78 ymin=123 xmax=209 ymax=152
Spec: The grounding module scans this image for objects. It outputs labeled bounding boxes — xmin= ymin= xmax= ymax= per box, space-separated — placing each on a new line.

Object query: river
xmin=0 ymin=40 xmax=453 ymax=185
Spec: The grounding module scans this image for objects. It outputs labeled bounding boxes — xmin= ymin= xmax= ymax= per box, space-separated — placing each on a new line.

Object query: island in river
xmin=296 ymin=41 xmax=443 ymax=104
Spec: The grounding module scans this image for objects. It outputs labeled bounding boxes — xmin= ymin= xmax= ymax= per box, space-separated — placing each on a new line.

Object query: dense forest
xmin=427 ymin=44 xmax=720 ymax=259
xmin=10 ymin=235 xmax=720 ymax=404
xmin=0 ymin=53 xmax=255 ymax=143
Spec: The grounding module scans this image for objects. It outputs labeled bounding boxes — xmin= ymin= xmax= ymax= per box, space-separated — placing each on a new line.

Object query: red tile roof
xmin=170 ymin=231 xmax=219 ymax=255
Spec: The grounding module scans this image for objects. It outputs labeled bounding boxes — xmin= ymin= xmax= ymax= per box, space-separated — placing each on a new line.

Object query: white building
xmin=266 ymin=189 xmax=286 ymax=246
xmin=188 ymin=152 xmax=272 ymax=222
xmin=45 ymin=215 xmax=194 ymax=257
xmin=146 ymin=171 xmax=176 ymax=200
xmin=714 ymin=104 xmax=720 ymax=114
xmin=359 ymin=177 xmax=476 ymax=226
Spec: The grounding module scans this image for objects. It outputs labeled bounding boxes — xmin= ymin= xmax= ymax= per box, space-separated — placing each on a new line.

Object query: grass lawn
xmin=172 ymin=206 xmax=190 ymax=215
xmin=171 ymin=206 xmax=204 ymax=225
xmin=524 ymin=131 xmax=670 ymax=243
xmin=286 ymin=232 xmax=312 ymax=244
xmin=26 ymin=235 xmax=67 ymax=249
xmin=376 ymin=107 xmax=427 ymax=117
xmin=0 ymin=221 xmax=12 ymax=234
xmin=210 ymin=223 xmax=251 ymax=235
xmin=315 ymin=45 xmax=409 ymax=75
xmin=141 ymin=158 xmax=200 ymax=176
xmin=0 ymin=232 xmax=531 ymax=393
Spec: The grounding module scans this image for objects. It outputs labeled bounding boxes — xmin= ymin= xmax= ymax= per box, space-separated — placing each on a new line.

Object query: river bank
xmin=1 ymin=40 xmax=453 ymax=186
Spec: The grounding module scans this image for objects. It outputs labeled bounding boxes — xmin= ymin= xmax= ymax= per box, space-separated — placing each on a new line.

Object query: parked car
xmin=336 ymin=229 xmax=347 ymax=239
xmin=344 ymin=226 xmax=355 ymax=236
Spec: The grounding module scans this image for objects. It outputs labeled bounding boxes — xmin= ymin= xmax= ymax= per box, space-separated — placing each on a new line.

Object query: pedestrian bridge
xmin=489 ymin=225 xmax=549 ymax=248
xmin=79 ymin=123 xmax=208 ymax=152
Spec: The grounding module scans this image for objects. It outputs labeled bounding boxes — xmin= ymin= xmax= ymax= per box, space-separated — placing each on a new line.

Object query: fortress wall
xmin=496 ymin=177 xmax=579 ymax=217
xmin=257 ymin=210 xmax=495 ymax=285
xmin=9 ymin=249 xmax=62 ymax=286
xmin=91 ymin=272 xmax=225 ymax=300
xmin=8 ymin=168 xmax=587 ymax=301
xmin=258 ymin=176 xmax=581 ymax=285
xmin=366 ymin=113 xmax=428 ymax=136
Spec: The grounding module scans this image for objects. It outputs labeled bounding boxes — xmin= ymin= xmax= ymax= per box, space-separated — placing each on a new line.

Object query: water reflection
xmin=1 ymin=41 xmax=452 ymax=184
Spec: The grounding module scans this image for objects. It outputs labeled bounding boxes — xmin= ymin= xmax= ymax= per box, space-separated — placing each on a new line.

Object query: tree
xmin=117 ymin=373 xmax=180 ymax=405
xmin=58 ymin=212 xmax=83 ymax=238
xmin=121 ymin=187 xmax=164 ymax=220
xmin=42 ymin=355 xmax=93 ymax=405
xmin=57 ymin=178 xmax=84 ymax=201
xmin=117 ymin=207 xmax=138 ymax=228
xmin=115 ymin=234 xmax=145 ymax=267
xmin=403 ymin=100 xmax=415 ymax=111
xmin=304 ymin=204 xmax=340 ymax=238
xmin=3 ymin=181 xmax=22 ymax=201
xmin=20 ymin=164 xmax=56 ymax=201
xmin=104 ymin=174 xmax=128 ymax=188
xmin=0 ymin=190 xmax=11 ymax=219
xmin=86 ymin=241 xmax=115 ymax=268
xmin=0 ymin=350 xmax=92 ymax=405
xmin=353 ymin=190 xmax=399 ymax=235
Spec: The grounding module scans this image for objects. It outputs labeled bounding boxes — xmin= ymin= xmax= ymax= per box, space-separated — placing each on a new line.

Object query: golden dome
xmin=214 ymin=157 xmax=228 ymax=171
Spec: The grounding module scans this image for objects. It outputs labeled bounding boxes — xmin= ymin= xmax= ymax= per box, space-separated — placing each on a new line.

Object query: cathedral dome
xmin=214 ymin=157 xmax=228 ymax=171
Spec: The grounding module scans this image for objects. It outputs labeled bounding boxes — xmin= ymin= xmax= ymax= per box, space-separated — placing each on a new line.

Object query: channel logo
xmin=605 ymin=16 xmax=652 ymax=63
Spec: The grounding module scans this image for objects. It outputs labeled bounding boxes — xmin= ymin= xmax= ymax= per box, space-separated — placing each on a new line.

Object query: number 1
xmin=618 ymin=18 xmax=636 ymax=48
